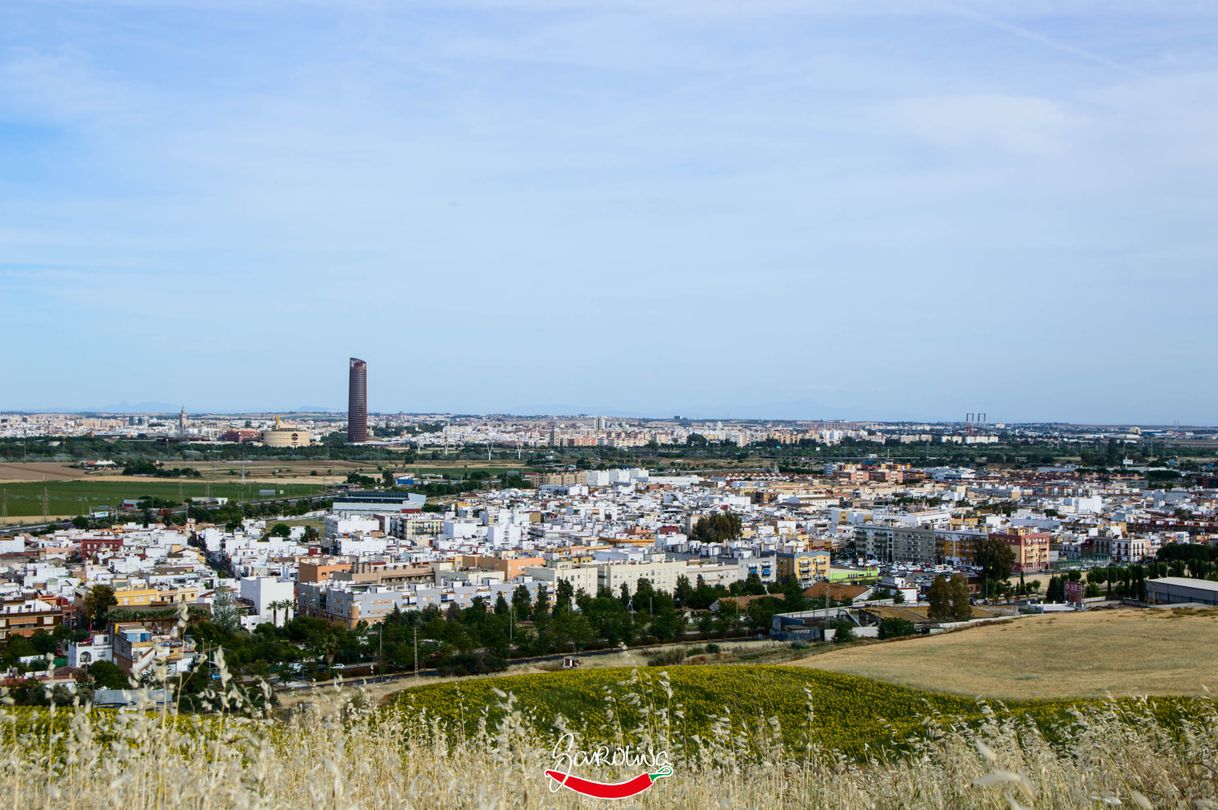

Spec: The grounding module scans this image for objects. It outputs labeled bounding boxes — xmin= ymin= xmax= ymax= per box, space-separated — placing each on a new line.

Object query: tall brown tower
xmin=347 ymin=357 xmax=368 ymax=443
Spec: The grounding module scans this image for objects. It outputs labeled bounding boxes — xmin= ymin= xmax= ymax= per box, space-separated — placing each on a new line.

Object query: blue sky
xmin=2 ymin=1 xmax=1216 ymax=423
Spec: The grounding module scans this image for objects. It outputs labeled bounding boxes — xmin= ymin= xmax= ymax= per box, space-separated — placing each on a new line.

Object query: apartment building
xmin=522 ymin=562 xmax=599 ymax=595
xmin=596 ymin=558 xmax=687 ymax=595
xmin=857 ymin=524 xmax=986 ymax=566
xmin=774 ymin=550 xmax=830 ymax=585
xmin=297 ymin=578 xmax=538 ymax=627
xmin=0 ymin=596 xmax=62 ymax=641
xmin=111 ymin=621 xmax=196 ymax=678
xmin=991 ymin=531 xmax=1051 ymax=573
xmin=459 ymin=554 xmax=545 ymax=580
xmin=1092 ymin=535 xmax=1152 ymax=563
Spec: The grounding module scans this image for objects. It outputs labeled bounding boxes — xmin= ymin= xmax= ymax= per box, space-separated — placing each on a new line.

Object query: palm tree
xmin=270 ymin=599 xmax=293 ymax=626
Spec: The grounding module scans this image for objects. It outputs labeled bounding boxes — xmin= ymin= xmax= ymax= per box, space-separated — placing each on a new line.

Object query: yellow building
xmin=111 ymin=585 xmax=199 ymax=608
xmin=775 ymin=551 xmax=831 ymax=585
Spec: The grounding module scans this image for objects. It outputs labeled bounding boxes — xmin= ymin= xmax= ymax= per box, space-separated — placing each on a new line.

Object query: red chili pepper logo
xmin=545 ymin=765 xmax=673 ymax=800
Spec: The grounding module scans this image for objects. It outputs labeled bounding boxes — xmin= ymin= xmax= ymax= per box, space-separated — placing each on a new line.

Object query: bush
xmin=435 ymin=650 xmax=507 ymax=676
xmin=704 ymin=643 xmax=721 ymax=654
xmin=646 ymin=647 xmax=688 ymax=666
xmin=878 ymin=617 xmax=916 ymax=639
xmin=832 ymin=618 xmax=856 ymax=643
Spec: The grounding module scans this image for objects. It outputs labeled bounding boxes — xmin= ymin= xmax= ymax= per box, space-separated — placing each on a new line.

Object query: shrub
xmin=831 ymin=618 xmax=855 ymax=643
xmin=646 ymin=647 xmax=688 ymax=666
xmin=878 ymin=617 xmax=916 ymax=639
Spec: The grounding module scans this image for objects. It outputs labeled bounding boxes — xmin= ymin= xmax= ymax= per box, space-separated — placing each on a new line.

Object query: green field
xmin=391 ymin=665 xmax=1201 ymax=757
xmin=0 ymin=479 xmax=327 ymax=518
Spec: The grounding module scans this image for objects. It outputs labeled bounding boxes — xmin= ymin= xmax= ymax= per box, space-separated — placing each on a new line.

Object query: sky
xmin=1 ymin=1 xmax=1216 ymax=424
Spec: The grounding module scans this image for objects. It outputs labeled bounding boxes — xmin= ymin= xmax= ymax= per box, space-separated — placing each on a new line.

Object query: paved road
xmin=276 ymin=635 xmax=769 ymax=693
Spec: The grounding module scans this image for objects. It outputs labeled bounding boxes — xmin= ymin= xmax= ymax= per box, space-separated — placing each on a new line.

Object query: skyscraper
xmin=347 ymin=357 xmax=368 ymax=443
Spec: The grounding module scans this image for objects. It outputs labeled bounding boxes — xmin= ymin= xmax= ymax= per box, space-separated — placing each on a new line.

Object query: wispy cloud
xmin=0 ymin=0 xmax=1215 ymax=420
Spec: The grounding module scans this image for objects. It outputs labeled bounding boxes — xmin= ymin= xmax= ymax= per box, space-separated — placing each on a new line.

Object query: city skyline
xmin=2 ymin=2 xmax=1217 ymax=423
xmin=3 ymin=401 xmax=1215 ymax=430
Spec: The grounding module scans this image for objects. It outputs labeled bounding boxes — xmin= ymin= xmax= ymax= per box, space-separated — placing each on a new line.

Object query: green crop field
xmin=390 ymin=665 xmax=1201 ymax=757
xmin=0 ymin=480 xmax=327 ymax=517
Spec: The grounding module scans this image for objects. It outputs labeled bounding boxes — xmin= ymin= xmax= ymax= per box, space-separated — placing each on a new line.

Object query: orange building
xmin=459 ymin=555 xmax=545 ymax=579
xmin=298 ymin=560 xmax=353 ymax=583
xmin=993 ymin=531 xmax=1051 ymax=573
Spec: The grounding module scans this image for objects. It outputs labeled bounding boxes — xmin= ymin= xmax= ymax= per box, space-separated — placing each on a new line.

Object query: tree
xmin=674 ymin=575 xmax=693 ymax=607
xmin=87 ymin=660 xmax=130 ymax=689
xmin=269 ymin=599 xmax=293 ymax=626
xmin=533 ymin=587 xmax=551 ymax=625
xmin=713 ymin=602 xmax=739 ymax=637
xmin=269 ymin=523 xmax=291 ymax=538
xmin=511 ymin=585 xmax=533 ymax=622
xmin=29 ymin=631 xmax=57 ymax=655
xmin=633 ymin=579 xmax=656 ymax=616
xmin=554 ymin=579 xmax=574 ymax=615
xmin=745 ymin=597 xmax=784 ymax=633
xmin=211 ymin=586 xmax=242 ymax=633
xmin=82 ymin=585 xmax=117 ymax=630
xmin=927 ymin=576 xmax=951 ymax=621
xmin=691 ymin=511 xmax=742 ymax=544
xmin=949 ymin=574 xmax=973 ymax=621
xmin=583 ymin=595 xmax=634 ymax=646
xmin=741 ymin=573 xmax=767 ymax=596
xmin=831 ymin=617 xmax=855 ymax=643
xmin=974 ymin=536 xmax=1016 ymax=596
xmin=648 ymin=597 xmax=685 ymax=642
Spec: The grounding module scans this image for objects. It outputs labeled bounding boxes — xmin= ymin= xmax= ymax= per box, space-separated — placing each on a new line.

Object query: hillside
xmin=800 ymin=608 xmax=1218 ymax=699
xmin=388 ymin=664 xmax=1195 ymax=757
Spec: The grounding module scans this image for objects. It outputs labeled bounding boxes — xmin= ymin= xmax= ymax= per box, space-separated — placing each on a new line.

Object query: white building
xmin=238 ymin=576 xmax=296 ymax=626
xmin=523 ymin=563 xmax=599 ymax=596
xmin=597 ymin=558 xmax=688 ymax=596
xmin=68 ymin=633 xmax=113 ymax=668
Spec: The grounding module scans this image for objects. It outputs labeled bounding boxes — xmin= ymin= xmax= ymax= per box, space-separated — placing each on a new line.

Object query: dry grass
xmin=3 ymin=677 xmax=1216 ymax=809
xmin=801 ymin=608 xmax=1218 ymax=699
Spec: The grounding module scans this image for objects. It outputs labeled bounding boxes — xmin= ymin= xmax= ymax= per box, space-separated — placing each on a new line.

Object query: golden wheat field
xmin=802 ymin=608 xmax=1218 ymax=699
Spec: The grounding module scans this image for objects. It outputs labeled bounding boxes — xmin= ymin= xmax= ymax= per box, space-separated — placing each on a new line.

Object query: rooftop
xmin=1148 ymin=577 xmax=1218 ymax=593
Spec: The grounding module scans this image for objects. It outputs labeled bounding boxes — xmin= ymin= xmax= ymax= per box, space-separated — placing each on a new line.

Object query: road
xmin=276 ymin=635 xmax=771 ymax=696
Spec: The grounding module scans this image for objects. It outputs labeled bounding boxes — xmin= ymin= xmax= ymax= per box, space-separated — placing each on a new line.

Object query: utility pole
xmin=42 ymin=486 xmax=48 ymax=521
xmin=413 ymin=625 xmax=418 ymax=677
